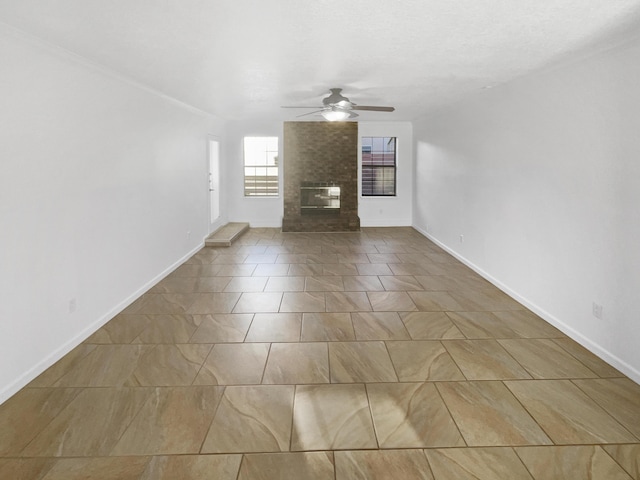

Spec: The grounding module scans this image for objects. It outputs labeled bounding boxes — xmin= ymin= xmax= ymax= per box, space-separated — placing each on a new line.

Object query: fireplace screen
xmin=300 ymin=182 xmax=340 ymax=214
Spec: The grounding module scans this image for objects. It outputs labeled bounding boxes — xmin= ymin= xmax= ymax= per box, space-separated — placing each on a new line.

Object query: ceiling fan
xmin=281 ymin=88 xmax=395 ymax=121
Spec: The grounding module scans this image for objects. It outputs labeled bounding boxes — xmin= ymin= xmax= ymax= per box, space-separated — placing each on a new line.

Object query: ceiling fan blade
xmin=281 ymin=106 xmax=323 ymax=109
xmin=296 ymin=109 xmax=324 ymax=118
xmin=351 ymin=106 xmax=395 ymax=112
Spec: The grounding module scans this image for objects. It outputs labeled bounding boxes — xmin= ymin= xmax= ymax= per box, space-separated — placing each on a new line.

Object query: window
xmin=244 ymin=136 xmax=279 ymax=196
xmin=361 ymin=136 xmax=396 ymax=196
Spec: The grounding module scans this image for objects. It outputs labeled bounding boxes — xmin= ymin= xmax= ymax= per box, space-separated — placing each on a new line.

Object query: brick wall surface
xmin=282 ymin=121 xmax=360 ymax=232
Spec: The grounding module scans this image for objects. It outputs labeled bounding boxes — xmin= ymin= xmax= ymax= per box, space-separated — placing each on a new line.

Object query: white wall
xmin=225 ymin=119 xmax=283 ymax=227
xmin=358 ymin=122 xmax=413 ymax=226
xmin=0 ymin=27 xmax=225 ymax=403
xmin=413 ymin=37 xmax=640 ymax=382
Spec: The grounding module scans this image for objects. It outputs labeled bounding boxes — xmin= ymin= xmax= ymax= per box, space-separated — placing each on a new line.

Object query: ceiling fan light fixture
xmin=321 ymin=107 xmax=352 ymax=122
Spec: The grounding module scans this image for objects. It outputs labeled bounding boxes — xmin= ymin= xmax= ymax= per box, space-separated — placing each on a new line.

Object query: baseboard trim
xmin=412 ymin=225 xmax=640 ymax=384
xmin=0 ymin=242 xmax=205 ymax=405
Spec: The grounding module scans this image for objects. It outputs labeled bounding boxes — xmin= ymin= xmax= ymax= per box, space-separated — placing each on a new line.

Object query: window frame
xmin=361 ymin=136 xmax=397 ymax=197
xmin=243 ymin=136 xmax=279 ymax=197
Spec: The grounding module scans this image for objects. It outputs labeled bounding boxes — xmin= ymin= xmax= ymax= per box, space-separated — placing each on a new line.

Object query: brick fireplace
xmin=282 ymin=121 xmax=360 ymax=232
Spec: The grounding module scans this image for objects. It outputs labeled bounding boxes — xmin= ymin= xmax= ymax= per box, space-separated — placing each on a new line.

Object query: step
xmin=204 ymin=222 xmax=250 ymax=247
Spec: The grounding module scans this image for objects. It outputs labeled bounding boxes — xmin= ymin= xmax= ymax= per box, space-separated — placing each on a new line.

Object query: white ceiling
xmin=2 ymin=0 xmax=640 ymax=122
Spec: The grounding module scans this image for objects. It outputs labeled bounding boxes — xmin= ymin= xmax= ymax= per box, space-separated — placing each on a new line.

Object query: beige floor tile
xmin=388 ymin=264 xmax=432 ymax=276
xmin=201 ymin=385 xmax=294 ymax=453
xmin=448 ymin=290 xmax=522 ymax=311
xmin=446 ymin=311 xmax=527 ymax=339
xmin=305 ymin=275 xmax=345 ymax=291
xmin=245 ymin=313 xmax=302 ymax=342
xmin=323 ymin=263 xmax=360 ymax=275
xmin=492 ymin=310 xmax=564 ymax=337
xmin=288 ymin=263 xmax=325 ymax=276
xmin=244 ymin=254 xmax=278 ymax=264
xmin=263 ymin=343 xmax=330 ymax=384
xmin=351 ymin=312 xmax=410 ymax=340
xmin=124 ymin=294 xmax=197 ymax=314
xmin=498 ymin=339 xmax=597 ymax=379
xmin=223 ymin=276 xmax=267 ymax=292
xmin=126 ymin=344 xmax=212 ymax=386
xmin=214 ymin=264 xmax=257 ymax=276
xmin=28 ymin=344 xmax=97 ymax=387
xmin=113 ymin=386 xmax=223 ymax=455
xmin=573 ymin=378 xmax=640 ymax=439
xmin=141 ymin=454 xmax=242 ymax=480
xmin=337 ymin=253 xmax=371 ymax=263
xmin=195 ymin=276 xmax=232 ymax=292
xmin=301 ymin=312 xmax=355 ymax=341
xmin=443 ymin=340 xmax=531 ymax=380
xmin=186 ymin=293 xmax=241 ymax=314
xmin=364 ymin=253 xmax=399 ymax=263
xmin=335 ymin=449 xmax=433 ymax=480
xmin=505 ymin=379 xmax=638 ymax=444
xmin=356 ymin=263 xmax=394 ymax=276
xmin=211 ymin=254 xmax=248 ymax=264
xmin=326 ymin=292 xmax=373 ymax=312
xmin=329 ymin=342 xmax=398 ymax=383
xmin=0 ymin=459 xmax=53 ymax=480
xmin=198 ymin=264 xmax=226 ymax=276
xmin=603 ymin=444 xmax=640 ymax=479
xmin=53 ymin=345 xmax=154 ymax=387
xmin=170 ymin=264 xmax=204 ymax=277
xmin=189 ymin=314 xmax=253 ymax=343
xmin=408 ymin=292 xmax=464 ymax=311
xmin=0 ymin=388 xmax=81 ymax=456
xmin=306 ymin=253 xmax=339 ymax=264
xmin=252 ymin=264 xmax=290 ymax=276
xmin=379 ymin=275 xmax=424 ymax=291
xmin=367 ymin=383 xmax=464 ymax=448
xmin=342 ymin=275 xmax=385 ymax=291
xmin=279 ymin=292 xmax=326 ymax=312
xmin=132 ymin=314 xmax=201 ymax=343
xmin=368 ymin=291 xmax=418 ymax=312
xmin=400 ymin=312 xmax=465 ymax=339
xmin=193 ymin=343 xmax=270 ymax=385
xmin=515 ymin=446 xmax=633 ymax=480
xmin=264 ymin=276 xmax=305 ymax=292
xmin=414 ymin=274 xmax=465 ymax=291
xmin=276 ymin=253 xmax=308 ymax=264
xmin=238 ymin=452 xmax=335 ymax=480
xmin=387 ymin=341 xmax=465 ymax=381
xmin=232 ymin=292 xmax=283 ymax=313
xmin=553 ymin=338 xmax=623 ymax=377
xmin=37 ymin=457 xmax=150 ymax=480
xmin=149 ymin=276 xmax=198 ymax=294
xmin=425 ymin=447 xmax=533 ymax=480
xmin=291 ymin=384 xmax=377 ymax=450
xmin=22 ymin=387 xmax=153 ymax=456
xmin=437 ymin=381 xmax=552 ymax=446
xmin=85 ymin=315 xmax=151 ymax=344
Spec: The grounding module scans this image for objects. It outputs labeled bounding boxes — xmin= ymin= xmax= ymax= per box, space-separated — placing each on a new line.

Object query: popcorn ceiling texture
xmin=1 ymin=1 xmax=639 ymax=121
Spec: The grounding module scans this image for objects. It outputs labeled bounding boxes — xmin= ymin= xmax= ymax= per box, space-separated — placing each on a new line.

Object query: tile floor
xmin=1 ymin=227 xmax=639 ymax=479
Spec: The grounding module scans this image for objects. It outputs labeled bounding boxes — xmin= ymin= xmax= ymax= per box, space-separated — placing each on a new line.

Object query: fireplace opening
xmin=300 ymin=182 xmax=340 ymax=215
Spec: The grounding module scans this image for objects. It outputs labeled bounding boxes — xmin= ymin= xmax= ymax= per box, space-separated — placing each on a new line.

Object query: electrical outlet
xmin=187 ymin=230 xmax=191 ymax=239
xmin=459 ymin=234 xmax=464 ymax=243
xmin=592 ymin=302 xmax=603 ymax=320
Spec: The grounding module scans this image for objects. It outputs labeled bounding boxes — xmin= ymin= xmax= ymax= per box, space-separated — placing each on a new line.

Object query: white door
xmin=208 ymin=139 xmax=220 ymax=230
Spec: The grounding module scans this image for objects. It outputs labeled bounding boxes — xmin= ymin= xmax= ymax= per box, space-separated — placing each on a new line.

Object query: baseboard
xmin=0 ymin=242 xmax=205 ymax=405
xmin=412 ymin=225 xmax=640 ymax=384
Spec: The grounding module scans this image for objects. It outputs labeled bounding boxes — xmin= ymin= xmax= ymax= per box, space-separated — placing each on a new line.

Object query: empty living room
xmin=1 ymin=1 xmax=639 ymax=479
